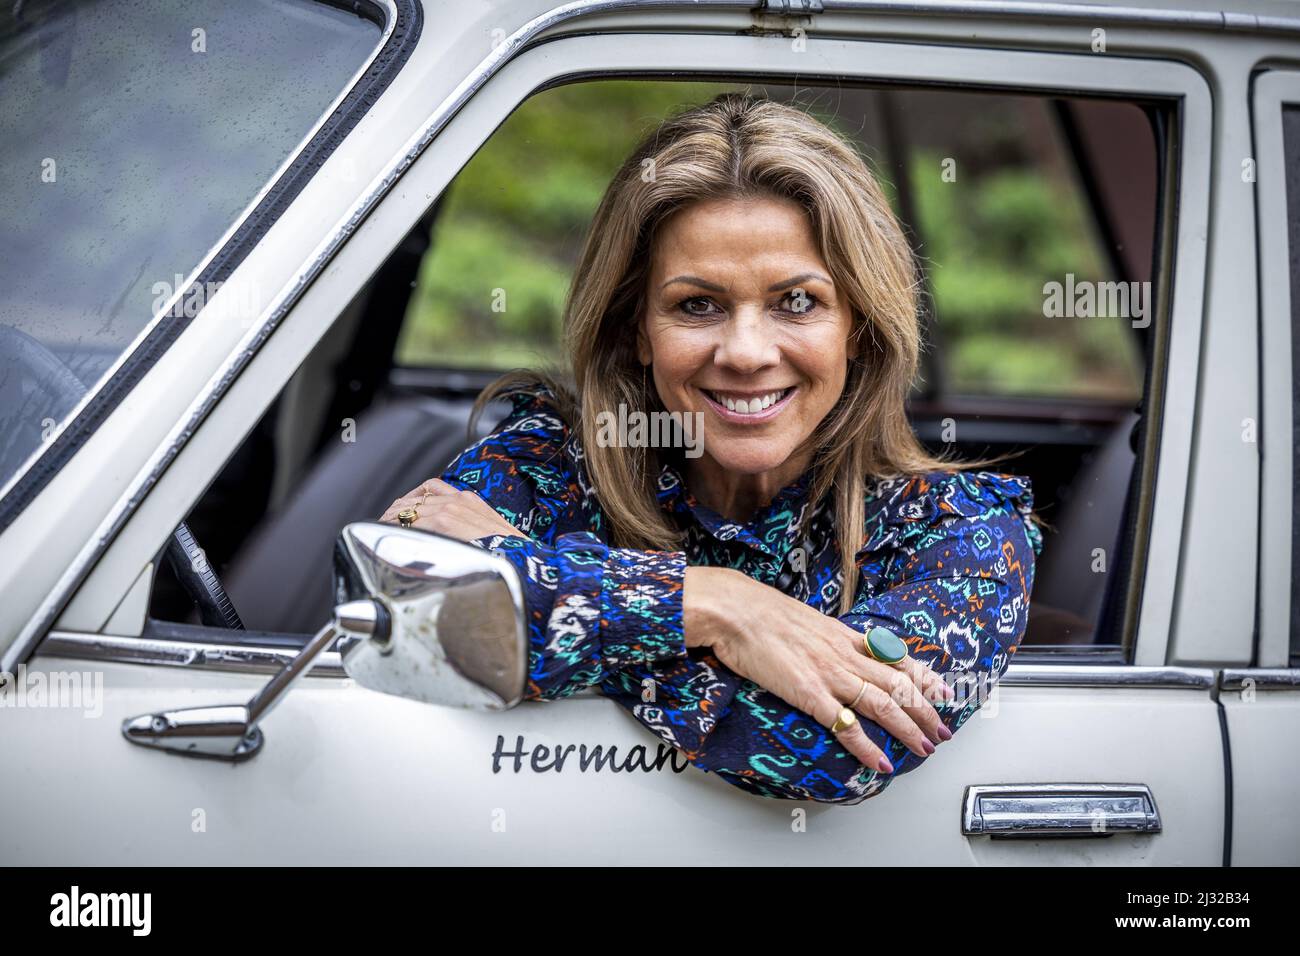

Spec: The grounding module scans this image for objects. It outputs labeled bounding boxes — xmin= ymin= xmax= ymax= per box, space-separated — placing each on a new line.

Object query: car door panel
xmin=1 ymin=655 xmax=1220 ymax=864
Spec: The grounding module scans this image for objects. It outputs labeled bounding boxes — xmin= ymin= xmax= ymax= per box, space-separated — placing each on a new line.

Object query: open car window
xmin=0 ymin=0 xmax=382 ymax=507
xmin=149 ymin=78 xmax=1166 ymax=659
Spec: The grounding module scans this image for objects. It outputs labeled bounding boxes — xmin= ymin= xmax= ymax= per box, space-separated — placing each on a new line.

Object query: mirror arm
xmin=121 ymin=599 xmax=386 ymax=762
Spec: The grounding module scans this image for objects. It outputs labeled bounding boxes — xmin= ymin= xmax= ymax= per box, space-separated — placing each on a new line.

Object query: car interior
xmin=143 ymin=81 xmax=1164 ymax=655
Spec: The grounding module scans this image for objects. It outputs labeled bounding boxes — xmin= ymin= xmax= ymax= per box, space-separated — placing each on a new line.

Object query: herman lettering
xmin=492 ymin=734 xmax=689 ymax=774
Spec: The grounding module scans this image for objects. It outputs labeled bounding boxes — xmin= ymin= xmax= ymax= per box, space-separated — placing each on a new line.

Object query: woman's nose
xmin=714 ymin=310 xmax=780 ymax=374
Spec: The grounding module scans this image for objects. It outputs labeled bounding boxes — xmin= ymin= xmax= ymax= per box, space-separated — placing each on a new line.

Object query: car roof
xmin=418 ymin=0 xmax=1300 ymax=33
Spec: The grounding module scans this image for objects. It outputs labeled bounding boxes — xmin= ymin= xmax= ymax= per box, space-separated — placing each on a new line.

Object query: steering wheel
xmin=0 ymin=325 xmax=245 ymax=629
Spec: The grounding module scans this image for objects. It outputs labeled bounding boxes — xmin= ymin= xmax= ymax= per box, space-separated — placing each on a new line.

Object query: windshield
xmin=0 ymin=0 xmax=381 ymax=499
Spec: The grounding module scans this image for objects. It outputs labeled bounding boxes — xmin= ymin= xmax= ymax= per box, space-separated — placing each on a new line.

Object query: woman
xmin=381 ymin=92 xmax=1042 ymax=804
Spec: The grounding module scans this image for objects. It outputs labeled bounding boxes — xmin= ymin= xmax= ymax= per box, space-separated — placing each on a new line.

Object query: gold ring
xmin=829 ymin=707 xmax=857 ymax=734
xmin=848 ymin=677 xmax=869 ymax=711
xmin=398 ymin=507 xmax=418 ymax=528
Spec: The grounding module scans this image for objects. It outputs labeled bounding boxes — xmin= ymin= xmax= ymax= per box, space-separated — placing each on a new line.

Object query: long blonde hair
xmin=478 ymin=91 xmax=980 ymax=613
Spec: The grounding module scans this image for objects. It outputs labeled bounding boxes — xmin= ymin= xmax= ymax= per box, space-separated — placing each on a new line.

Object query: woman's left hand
xmin=378 ymin=478 xmax=525 ymax=542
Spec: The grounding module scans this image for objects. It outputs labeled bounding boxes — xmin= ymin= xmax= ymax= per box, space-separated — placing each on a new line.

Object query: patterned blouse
xmin=440 ymin=389 xmax=1042 ymax=804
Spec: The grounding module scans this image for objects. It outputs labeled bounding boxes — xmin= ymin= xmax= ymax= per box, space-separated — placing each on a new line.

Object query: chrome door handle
xmin=962 ymin=784 xmax=1162 ymax=837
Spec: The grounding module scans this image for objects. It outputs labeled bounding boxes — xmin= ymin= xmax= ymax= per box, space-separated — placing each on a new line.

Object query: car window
xmin=156 ymin=79 xmax=1167 ymax=656
xmin=0 ymin=0 xmax=380 ymax=499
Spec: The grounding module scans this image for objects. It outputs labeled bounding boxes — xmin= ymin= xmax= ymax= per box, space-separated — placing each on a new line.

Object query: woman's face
xmin=638 ymin=195 xmax=856 ymax=485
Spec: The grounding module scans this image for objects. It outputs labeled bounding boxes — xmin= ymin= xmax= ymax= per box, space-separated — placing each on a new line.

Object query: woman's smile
xmin=699 ymin=385 xmax=797 ymax=422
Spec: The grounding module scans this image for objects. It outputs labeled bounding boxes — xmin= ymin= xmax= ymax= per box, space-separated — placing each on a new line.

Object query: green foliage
xmin=397 ymin=217 xmax=569 ymax=367
xmin=909 ymin=149 xmax=1140 ymax=398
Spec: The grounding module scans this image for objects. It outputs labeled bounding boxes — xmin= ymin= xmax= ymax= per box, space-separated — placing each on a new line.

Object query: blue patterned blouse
xmin=440 ymin=389 xmax=1042 ymax=804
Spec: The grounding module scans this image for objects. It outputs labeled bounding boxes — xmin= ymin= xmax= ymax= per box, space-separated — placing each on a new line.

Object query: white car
xmin=1 ymin=0 xmax=1297 ymax=865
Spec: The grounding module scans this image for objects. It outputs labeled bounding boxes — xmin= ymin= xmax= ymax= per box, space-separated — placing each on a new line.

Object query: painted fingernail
xmin=936 ymin=723 xmax=953 ymax=741
xmin=920 ymin=738 xmax=936 ymax=755
xmin=877 ymin=755 xmax=895 ymax=774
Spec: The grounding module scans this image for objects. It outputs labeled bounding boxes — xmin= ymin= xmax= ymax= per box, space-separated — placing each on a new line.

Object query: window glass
xmin=898 ymin=91 xmax=1149 ymax=400
xmin=0 ymin=0 xmax=380 ymax=495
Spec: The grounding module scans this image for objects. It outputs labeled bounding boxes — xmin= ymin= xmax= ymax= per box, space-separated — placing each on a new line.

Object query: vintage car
xmin=1 ymin=0 xmax=1297 ymax=865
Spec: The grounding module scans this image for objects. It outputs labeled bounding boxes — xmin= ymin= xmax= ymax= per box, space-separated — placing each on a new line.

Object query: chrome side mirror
xmin=123 ymin=523 xmax=527 ymax=763
xmin=331 ymin=522 xmax=528 ymax=710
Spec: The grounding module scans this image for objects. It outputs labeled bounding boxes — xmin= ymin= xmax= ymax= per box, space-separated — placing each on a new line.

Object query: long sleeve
xmin=464 ymin=532 xmax=689 ymax=700
xmin=436 ymin=393 xmax=689 ymax=700
xmin=599 ymin=471 xmax=1042 ymax=803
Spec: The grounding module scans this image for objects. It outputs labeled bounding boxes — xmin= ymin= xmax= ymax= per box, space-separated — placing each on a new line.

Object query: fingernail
xmin=936 ymin=723 xmax=953 ymax=741
xmin=920 ymin=738 xmax=936 ymax=755
xmin=877 ymin=755 xmax=894 ymax=774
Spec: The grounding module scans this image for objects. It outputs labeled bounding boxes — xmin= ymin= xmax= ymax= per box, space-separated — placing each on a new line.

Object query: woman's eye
xmin=779 ymin=290 xmax=819 ymax=315
xmin=676 ymin=296 xmax=720 ymax=317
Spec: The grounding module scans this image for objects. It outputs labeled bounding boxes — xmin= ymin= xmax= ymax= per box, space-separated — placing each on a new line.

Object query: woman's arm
xmin=462 ymin=530 xmax=691 ymax=700
xmin=378 ymin=394 xmax=698 ymax=702
xmin=683 ymin=565 xmax=952 ymax=773
xmin=598 ymin=479 xmax=1040 ymax=803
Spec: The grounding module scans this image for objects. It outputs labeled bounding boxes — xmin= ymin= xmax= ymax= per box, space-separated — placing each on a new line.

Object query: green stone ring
xmin=864 ymin=626 xmax=908 ymax=665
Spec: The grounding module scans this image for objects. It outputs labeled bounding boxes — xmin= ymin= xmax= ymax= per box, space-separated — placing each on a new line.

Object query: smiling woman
xmin=379 ymin=92 xmax=1042 ymax=803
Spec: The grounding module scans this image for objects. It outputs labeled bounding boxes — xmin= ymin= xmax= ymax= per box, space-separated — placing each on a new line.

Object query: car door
xmin=2 ymin=6 xmax=1229 ymax=863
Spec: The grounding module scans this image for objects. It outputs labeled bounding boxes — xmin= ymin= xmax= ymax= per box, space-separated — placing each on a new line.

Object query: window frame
xmin=1252 ymin=70 xmax=1300 ymax=669
xmin=31 ymin=30 xmax=1211 ymax=680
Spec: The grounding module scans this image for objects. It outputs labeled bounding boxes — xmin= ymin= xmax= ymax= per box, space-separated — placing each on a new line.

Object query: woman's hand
xmin=378 ymin=478 xmax=526 ymax=543
xmin=684 ymin=566 xmax=955 ymax=774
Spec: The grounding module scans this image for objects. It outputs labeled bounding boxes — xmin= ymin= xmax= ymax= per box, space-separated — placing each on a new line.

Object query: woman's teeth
xmin=707 ymin=389 xmax=788 ymax=414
